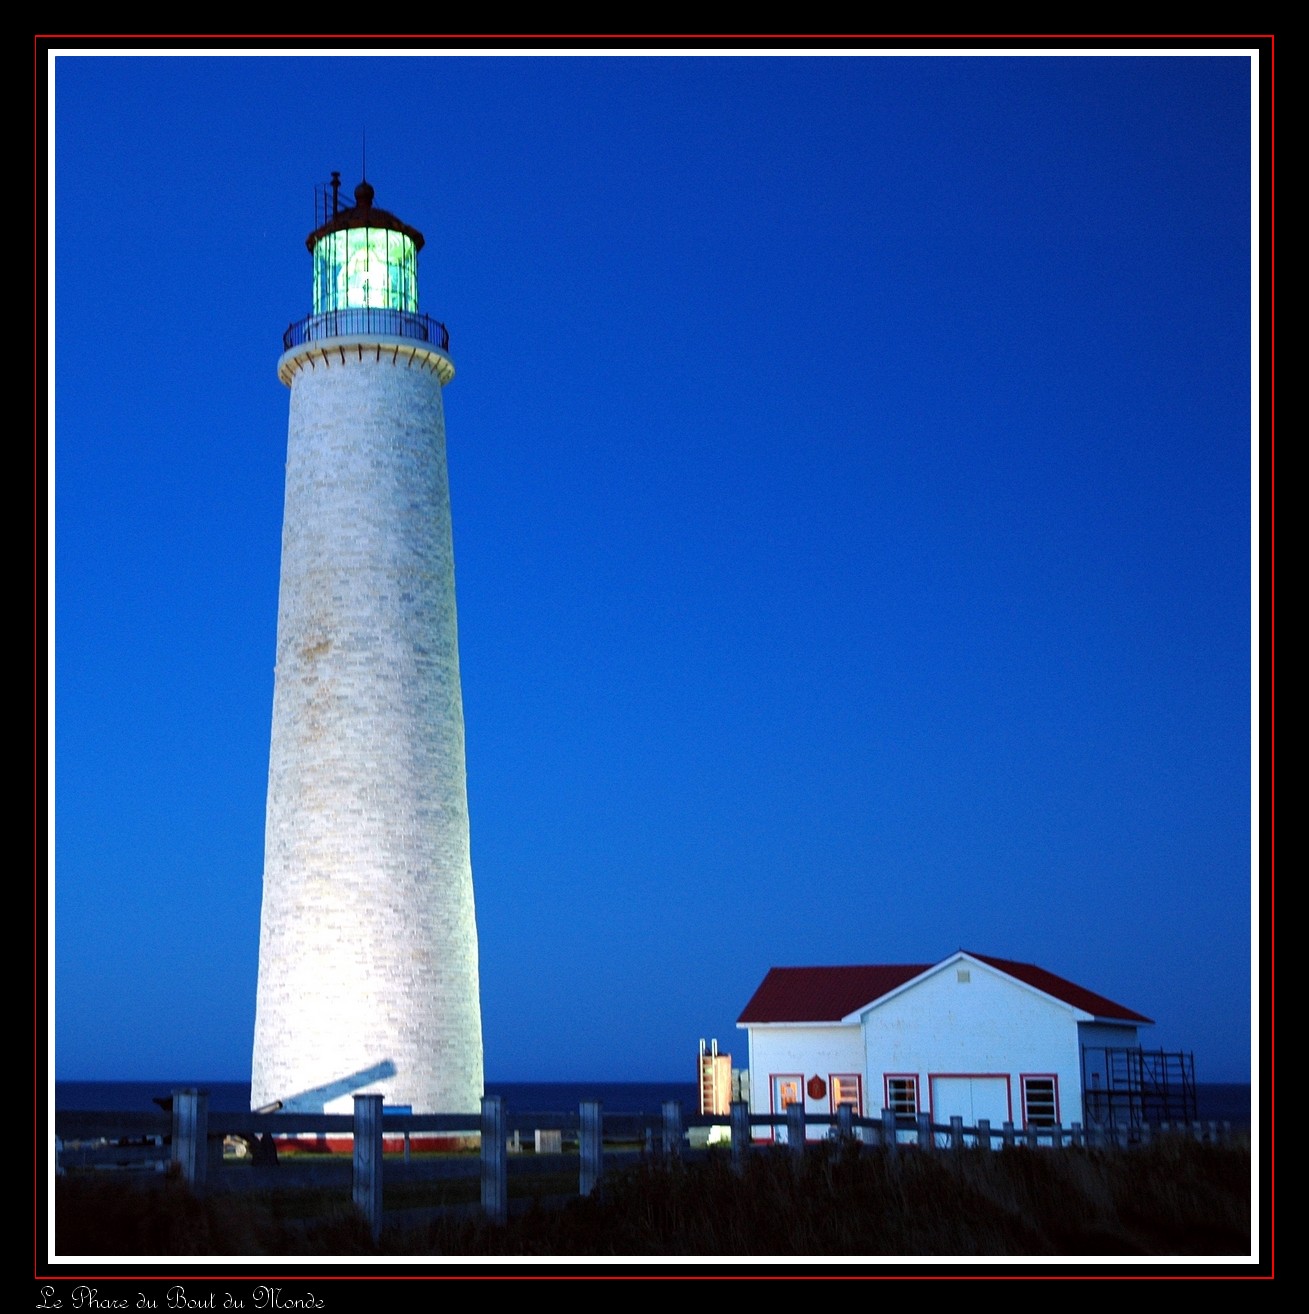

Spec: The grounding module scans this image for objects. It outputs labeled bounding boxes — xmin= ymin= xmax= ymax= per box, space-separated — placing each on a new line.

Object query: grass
xmin=53 ymin=1137 xmax=1251 ymax=1257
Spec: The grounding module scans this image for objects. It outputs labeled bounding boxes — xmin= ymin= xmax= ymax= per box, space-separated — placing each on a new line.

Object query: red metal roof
xmin=737 ymin=964 xmax=930 ymax=1023
xmin=737 ymin=953 xmax=1151 ymax=1025
xmin=967 ymin=952 xmax=1152 ymax=1023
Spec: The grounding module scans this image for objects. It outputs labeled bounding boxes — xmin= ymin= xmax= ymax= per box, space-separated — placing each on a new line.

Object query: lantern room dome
xmin=306 ymin=178 xmax=425 ymax=253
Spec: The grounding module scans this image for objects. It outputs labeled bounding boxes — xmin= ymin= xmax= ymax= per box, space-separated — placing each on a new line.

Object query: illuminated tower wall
xmin=251 ymin=176 xmax=484 ymax=1114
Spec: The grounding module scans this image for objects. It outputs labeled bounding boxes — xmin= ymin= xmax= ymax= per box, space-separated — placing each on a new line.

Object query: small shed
xmin=736 ymin=950 xmax=1153 ymax=1137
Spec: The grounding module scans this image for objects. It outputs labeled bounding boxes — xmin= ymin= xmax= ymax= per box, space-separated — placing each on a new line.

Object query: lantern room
xmin=307 ymin=173 xmax=424 ymax=315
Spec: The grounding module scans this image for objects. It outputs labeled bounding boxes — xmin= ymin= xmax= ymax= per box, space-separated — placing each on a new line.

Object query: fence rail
xmin=55 ymin=1091 xmax=1238 ymax=1242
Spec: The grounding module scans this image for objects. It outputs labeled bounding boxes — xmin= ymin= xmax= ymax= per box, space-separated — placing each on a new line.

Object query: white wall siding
xmin=1078 ymin=1021 xmax=1144 ymax=1052
xmin=1077 ymin=1020 xmax=1146 ymax=1110
xmin=859 ymin=959 xmax=1083 ymax=1125
xmin=251 ymin=343 xmax=484 ymax=1115
xmin=746 ymin=1025 xmax=863 ymax=1128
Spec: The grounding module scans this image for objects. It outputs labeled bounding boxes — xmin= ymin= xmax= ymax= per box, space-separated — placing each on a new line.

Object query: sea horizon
xmin=54 ymin=1078 xmax=702 ymax=1117
xmin=53 ymin=1078 xmax=1253 ymax=1127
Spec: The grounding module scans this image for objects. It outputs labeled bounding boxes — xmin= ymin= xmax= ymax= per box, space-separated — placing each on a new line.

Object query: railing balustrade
xmin=282 ymin=308 xmax=450 ymax=352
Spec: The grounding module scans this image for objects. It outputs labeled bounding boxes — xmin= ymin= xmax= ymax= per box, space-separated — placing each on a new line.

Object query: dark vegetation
xmin=54 ymin=1137 xmax=1249 ymax=1257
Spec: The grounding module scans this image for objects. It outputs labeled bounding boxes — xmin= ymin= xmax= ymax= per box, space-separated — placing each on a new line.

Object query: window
xmin=830 ymin=1074 xmax=862 ymax=1114
xmin=1022 ymin=1076 xmax=1058 ymax=1127
xmin=769 ymin=1075 xmax=804 ymax=1145
xmin=313 ymin=227 xmax=419 ymax=314
xmin=771 ymin=1076 xmax=802 ymax=1111
xmin=885 ymin=1075 xmax=919 ymax=1117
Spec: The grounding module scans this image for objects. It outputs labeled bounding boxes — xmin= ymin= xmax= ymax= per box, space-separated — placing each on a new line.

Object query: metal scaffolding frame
xmin=1081 ymin=1046 xmax=1197 ymax=1131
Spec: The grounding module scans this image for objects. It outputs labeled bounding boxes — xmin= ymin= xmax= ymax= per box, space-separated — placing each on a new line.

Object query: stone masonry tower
xmin=251 ymin=174 xmax=484 ymax=1114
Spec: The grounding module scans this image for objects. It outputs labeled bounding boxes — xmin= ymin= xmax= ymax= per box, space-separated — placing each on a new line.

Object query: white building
xmin=737 ymin=950 xmax=1152 ymax=1138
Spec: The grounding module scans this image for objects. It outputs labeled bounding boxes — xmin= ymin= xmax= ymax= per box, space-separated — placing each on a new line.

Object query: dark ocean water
xmin=54 ymin=1080 xmax=700 ymax=1117
xmin=54 ymin=1080 xmax=1251 ymax=1126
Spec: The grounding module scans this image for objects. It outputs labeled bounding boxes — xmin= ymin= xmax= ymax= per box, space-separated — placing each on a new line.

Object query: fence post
xmin=977 ymin=1118 xmax=991 ymax=1151
xmin=837 ymin=1103 xmax=854 ymax=1142
xmin=579 ymin=1101 xmax=603 ymax=1197
xmin=207 ymin=1128 xmax=225 ymax=1177
xmin=661 ymin=1100 xmax=683 ymax=1159
xmin=1002 ymin=1120 xmax=1015 ymax=1148
xmin=481 ymin=1095 xmax=507 ymax=1225
xmin=730 ymin=1101 xmax=751 ymax=1173
xmin=352 ymin=1094 xmax=383 ymax=1244
xmin=916 ymin=1112 xmax=932 ymax=1150
xmin=950 ymin=1115 xmax=964 ymax=1150
xmin=1025 ymin=1121 xmax=1038 ymax=1149
xmin=172 ymin=1089 xmax=208 ymax=1196
xmin=882 ymin=1107 xmax=898 ymax=1154
xmin=787 ymin=1101 xmax=806 ymax=1157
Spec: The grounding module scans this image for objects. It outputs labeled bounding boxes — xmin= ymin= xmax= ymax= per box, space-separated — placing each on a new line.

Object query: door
xmin=771 ymin=1074 xmax=803 ymax=1144
xmin=929 ymin=1075 xmax=1011 ymax=1143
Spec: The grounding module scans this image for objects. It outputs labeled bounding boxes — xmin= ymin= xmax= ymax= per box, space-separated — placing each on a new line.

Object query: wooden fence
xmin=55 ymin=1091 xmax=1238 ymax=1242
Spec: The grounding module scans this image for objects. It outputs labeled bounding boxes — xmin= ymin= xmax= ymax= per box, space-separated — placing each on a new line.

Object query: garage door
xmin=929 ymin=1075 xmax=1011 ymax=1130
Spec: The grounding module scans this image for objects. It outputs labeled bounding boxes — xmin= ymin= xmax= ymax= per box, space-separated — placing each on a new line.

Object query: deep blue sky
xmin=51 ymin=49 xmax=1256 ymax=1084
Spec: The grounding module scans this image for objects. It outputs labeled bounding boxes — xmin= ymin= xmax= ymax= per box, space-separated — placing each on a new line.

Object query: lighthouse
xmin=250 ymin=173 xmax=484 ymax=1114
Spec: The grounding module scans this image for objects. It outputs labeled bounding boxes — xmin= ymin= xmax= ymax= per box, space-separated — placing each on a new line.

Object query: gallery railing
xmin=282 ymin=308 xmax=450 ymax=352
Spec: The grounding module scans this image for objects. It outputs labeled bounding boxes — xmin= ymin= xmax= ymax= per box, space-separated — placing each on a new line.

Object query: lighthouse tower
xmin=251 ymin=174 xmax=484 ymax=1114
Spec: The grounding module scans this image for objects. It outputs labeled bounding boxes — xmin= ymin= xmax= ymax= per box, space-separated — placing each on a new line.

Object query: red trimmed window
xmin=885 ymin=1074 xmax=919 ymax=1117
xmin=1021 ymin=1075 xmax=1059 ymax=1127
xmin=772 ymin=1075 xmax=803 ymax=1112
xmin=830 ymin=1074 xmax=862 ymax=1114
